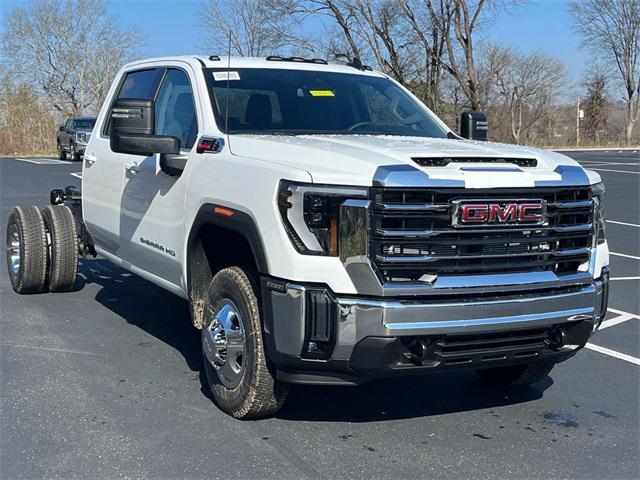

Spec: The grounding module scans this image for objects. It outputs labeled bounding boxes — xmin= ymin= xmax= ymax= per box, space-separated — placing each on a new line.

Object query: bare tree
xmin=200 ymin=0 xmax=306 ymax=56
xmin=283 ymin=0 xmax=413 ymax=83
xmin=401 ymin=0 xmax=449 ymax=113
xmin=570 ymin=0 xmax=640 ymax=144
xmin=1 ymin=0 xmax=144 ymax=116
xmin=485 ymin=46 xmax=565 ymax=144
xmin=347 ymin=1 xmax=408 ymax=82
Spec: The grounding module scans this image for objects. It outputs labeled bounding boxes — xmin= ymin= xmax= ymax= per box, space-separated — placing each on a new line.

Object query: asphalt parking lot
xmin=0 ymin=150 xmax=638 ymax=479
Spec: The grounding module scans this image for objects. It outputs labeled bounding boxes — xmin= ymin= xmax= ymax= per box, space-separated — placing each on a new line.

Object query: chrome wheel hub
xmin=7 ymin=223 xmax=20 ymax=275
xmin=203 ymin=299 xmax=246 ymax=389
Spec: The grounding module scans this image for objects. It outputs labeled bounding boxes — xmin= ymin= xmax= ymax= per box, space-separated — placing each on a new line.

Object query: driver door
xmin=118 ymin=67 xmax=199 ymax=288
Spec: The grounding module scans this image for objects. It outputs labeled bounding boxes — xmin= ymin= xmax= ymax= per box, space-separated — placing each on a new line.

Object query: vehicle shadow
xmin=77 ymin=258 xmax=202 ymax=373
xmin=77 ymin=258 xmax=553 ymax=423
xmin=277 ymin=375 xmax=552 ymax=423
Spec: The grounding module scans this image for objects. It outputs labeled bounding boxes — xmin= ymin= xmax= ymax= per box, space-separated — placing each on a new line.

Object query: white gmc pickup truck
xmin=6 ymin=56 xmax=610 ymax=418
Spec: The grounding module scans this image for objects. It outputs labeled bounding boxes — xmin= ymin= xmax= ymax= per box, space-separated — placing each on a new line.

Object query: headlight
xmin=278 ymin=181 xmax=369 ymax=256
xmin=591 ymin=182 xmax=606 ymax=245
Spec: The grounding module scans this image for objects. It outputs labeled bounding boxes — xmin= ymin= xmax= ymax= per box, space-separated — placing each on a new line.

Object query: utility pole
xmin=576 ymin=99 xmax=582 ymax=147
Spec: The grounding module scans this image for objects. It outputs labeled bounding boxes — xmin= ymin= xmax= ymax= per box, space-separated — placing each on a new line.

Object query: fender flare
xmin=186 ymin=203 xmax=269 ymax=280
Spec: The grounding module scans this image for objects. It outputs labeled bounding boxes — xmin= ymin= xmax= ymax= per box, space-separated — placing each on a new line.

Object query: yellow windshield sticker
xmin=309 ymin=90 xmax=335 ymax=97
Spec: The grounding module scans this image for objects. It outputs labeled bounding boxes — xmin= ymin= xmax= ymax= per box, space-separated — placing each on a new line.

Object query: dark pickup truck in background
xmin=56 ymin=116 xmax=96 ymax=161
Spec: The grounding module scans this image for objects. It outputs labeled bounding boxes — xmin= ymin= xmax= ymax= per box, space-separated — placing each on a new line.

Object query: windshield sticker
xmin=309 ymin=90 xmax=335 ymax=97
xmin=213 ymin=71 xmax=241 ymax=81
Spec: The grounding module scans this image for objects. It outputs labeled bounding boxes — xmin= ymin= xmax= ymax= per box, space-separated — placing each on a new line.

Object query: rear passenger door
xmin=118 ymin=67 xmax=199 ymax=287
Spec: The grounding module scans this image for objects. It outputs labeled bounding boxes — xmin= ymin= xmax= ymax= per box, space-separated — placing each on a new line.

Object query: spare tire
xmin=41 ymin=205 xmax=78 ymax=292
xmin=6 ymin=206 xmax=48 ymax=294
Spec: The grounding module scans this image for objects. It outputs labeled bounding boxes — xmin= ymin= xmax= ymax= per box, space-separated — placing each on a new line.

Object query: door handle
xmin=125 ymin=162 xmax=141 ymax=174
xmin=84 ymin=153 xmax=97 ymax=166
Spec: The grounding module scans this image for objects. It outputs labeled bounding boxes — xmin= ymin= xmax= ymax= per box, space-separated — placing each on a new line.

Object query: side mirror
xmin=460 ymin=111 xmax=488 ymax=141
xmin=109 ymin=98 xmax=180 ymax=156
xmin=59 ymin=125 xmax=65 ymax=132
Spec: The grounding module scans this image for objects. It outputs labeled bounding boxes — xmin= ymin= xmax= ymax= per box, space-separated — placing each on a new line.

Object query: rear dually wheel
xmin=6 ymin=206 xmax=48 ymax=294
xmin=41 ymin=205 xmax=78 ymax=292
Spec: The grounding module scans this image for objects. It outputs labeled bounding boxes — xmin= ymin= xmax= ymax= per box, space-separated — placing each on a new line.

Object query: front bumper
xmin=261 ymin=270 xmax=609 ymax=385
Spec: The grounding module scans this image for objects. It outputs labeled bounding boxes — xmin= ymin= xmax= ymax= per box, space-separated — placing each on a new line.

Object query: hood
xmin=228 ymin=134 xmax=596 ymax=188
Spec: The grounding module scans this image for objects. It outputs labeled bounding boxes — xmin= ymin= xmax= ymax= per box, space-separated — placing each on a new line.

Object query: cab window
xmin=154 ymin=69 xmax=198 ymax=149
xmin=117 ymin=68 xmax=164 ymax=100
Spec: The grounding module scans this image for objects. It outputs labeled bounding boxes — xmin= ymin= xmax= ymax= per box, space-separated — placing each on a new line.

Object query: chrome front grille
xmin=370 ymin=187 xmax=594 ymax=282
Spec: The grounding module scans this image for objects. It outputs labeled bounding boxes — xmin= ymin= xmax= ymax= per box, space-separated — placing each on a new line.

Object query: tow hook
xmin=407 ymin=339 xmax=430 ymax=366
xmin=546 ymin=327 xmax=567 ymax=350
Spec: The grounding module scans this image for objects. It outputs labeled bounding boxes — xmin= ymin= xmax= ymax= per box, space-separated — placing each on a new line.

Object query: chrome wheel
xmin=7 ymin=222 xmax=20 ymax=275
xmin=203 ymin=299 xmax=246 ymax=389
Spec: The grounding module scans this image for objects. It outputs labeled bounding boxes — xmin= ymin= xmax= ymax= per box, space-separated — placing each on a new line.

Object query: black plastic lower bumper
xmin=261 ymin=271 xmax=609 ymax=385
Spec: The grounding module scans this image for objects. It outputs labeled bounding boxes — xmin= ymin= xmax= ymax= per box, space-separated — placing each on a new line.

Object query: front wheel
xmin=475 ymin=360 xmax=556 ymax=386
xmin=57 ymin=142 xmax=66 ymax=160
xmin=70 ymin=143 xmax=81 ymax=162
xmin=201 ymin=267 xmax=288 ymax=418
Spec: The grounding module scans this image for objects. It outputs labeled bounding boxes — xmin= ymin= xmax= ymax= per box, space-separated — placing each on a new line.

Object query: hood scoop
xmin=412 ymin=157 xmax=537 ymax=168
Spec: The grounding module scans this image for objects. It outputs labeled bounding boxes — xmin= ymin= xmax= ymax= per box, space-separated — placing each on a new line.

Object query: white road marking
xmin=579 ymin=162 xmax=640 ymax=166
xmin=607 ymin=220 xmax=640 ymax=228
xmin=15 ymin=157 xmax=69 ymax=165
xmin=587 ymin=168 xmax=640 ymax=175
xmin=70 ymin=172 xmax=82 ymax=179
xmin=598 ymin=314 xmax=634 ymax=330
xmin=585 ymin=343 xmax=640 ymax=366
xmin=609 ymin=307 xmax=640 ymax=320
xmin=610 ymin=252 xmax=640 ymax=260
xmin=610 ymin=277 xmax=640 ymax=281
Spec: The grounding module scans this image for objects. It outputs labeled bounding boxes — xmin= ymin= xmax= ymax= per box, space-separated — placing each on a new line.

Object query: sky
xmin=0 ymin=0 xmax=590 ymax=87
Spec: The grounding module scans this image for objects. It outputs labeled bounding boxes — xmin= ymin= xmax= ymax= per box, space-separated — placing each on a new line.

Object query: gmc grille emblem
xmin=452 ymin=200 xmax=547 ymax=227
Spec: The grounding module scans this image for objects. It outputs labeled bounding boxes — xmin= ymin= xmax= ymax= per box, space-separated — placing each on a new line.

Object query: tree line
xmin=1 ymin=0 xmax=638 ymax=155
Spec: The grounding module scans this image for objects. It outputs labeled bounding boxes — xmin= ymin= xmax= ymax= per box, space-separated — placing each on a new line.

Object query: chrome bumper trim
xmin=383 ymin=308 xmax=593 ymax=331
xmin=331 ymin=282 xmax=601 ymax=360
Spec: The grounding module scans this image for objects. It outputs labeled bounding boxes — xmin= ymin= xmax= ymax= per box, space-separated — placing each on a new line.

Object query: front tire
xmin=475 ymin=360 xmax=556 ymax=386
xmin=6 ymin=206 xmax=48 ymax=294
xmin=201 ymin=267 xmax=288 ymax=418
xmin=70 ymin=143 xmax=80 ymax=162
xmin=57 ymin=142 xmax=66 ymax=160
xmin=41 ymin=205 xmax=78 ymax=292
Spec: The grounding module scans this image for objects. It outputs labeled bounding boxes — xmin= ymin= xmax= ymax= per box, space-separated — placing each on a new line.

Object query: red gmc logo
xmin=454 ymin=200 xmax=546 ymax=226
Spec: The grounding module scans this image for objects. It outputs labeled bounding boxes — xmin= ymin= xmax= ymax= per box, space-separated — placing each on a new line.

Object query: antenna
xmin=224 ymin=33 xmax=231 ymax=138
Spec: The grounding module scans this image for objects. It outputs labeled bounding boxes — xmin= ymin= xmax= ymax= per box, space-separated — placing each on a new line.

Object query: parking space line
xmin=609 ymin=307 xmax=640 ymax=319
xmin=607 ymin=220 xmax=640 ymax=228
xmin=587 ymin=168 xmax=640 ymax=174
xmin=15 ymin=157 xmax=68 ymax=165
xmin=70 ymin=172 xmax=82 ymax=179
xmin=580 ymin=160 xmax=640 ymax=168
xmin=611 ymin=276 xmax=640 ymax=281
xmin=585 ymin=343 xmax=640 ymax=366
xmin=599 ymin=314 xmax=634 ymax=330
xmin=610 ymin=252 xmax=640 ymax=260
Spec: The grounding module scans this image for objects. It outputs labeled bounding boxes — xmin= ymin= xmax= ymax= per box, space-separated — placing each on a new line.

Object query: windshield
xmin=205 ymin=68 xmax=448 ymax=137
xmin=73 ymin=118 xmax=96 ymax=129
